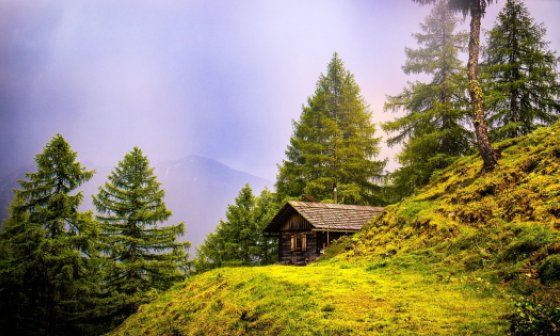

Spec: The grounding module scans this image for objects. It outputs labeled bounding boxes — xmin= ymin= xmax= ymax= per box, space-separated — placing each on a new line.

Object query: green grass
xmin=111 ymin=124 xmax=560 ymax=335
xmin=112 ymin=262 xmax=508 ymax=335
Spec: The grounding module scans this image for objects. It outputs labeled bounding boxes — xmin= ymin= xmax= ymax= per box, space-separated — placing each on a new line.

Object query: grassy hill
xmin=110 ymin=124 xmax=560 ymax=335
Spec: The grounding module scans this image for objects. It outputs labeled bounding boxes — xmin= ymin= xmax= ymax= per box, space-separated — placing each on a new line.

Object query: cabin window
xmin=290 ymin=233 xmax=307 ymax=252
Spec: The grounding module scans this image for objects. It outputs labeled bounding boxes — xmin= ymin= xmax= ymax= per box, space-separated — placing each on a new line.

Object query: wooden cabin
xmin=264 ymin=201 xmax=383 ymax=265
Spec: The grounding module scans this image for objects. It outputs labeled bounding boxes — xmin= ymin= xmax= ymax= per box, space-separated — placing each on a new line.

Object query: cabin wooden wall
xmin=279 ymin=231 xmax=319 ymax=265
xmin=275 ymin=213 xmax=356 ymax=265
xmin=280 ymin=213 xmax=312 ymax=232
xmin=277 ymin=214 xmax=314 ymax=265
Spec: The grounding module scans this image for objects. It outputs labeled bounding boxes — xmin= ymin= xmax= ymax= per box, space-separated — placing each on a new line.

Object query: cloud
xmin=0 ymin=0 xmax=558 ymax=180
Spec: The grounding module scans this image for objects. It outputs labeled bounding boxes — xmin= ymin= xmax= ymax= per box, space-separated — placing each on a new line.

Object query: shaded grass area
xmin=112 ymin=262 xmax=508 ymax=335
xmin=111 ymin=124 xmax=560 ymax=335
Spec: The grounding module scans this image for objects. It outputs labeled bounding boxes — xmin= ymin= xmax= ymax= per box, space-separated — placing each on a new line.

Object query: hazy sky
xmin=1 ymin=0 xmax=559 ymax=180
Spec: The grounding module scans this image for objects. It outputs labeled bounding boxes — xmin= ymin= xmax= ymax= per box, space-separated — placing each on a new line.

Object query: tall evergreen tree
xmin=195 ymin=185 xmax=278 ymax=271
xmin=93 ymin=147 xmax=189 ymax=323
xmin=252 ymin=188 xmax=279 ymax=265
xmin=0 ymin=134 xmax=99 ymax=336
xmin=413 ymin=0 xmax=500 ymax=171
xmin=482 ymin=0 xmax=560 ymax=140
xmin=276 ymin=53 xmax=386 ymax=204
xmin=384 ymin=0 xmax=472 ymax=198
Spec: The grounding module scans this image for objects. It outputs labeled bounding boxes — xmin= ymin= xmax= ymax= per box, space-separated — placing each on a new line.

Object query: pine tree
xmin=0 ymin=134 xmax=99 ymax=335
xmin=482 ymin=0 xmax=560 ymax=140
xmin=251 ymin=188 xmax=279 ymax=265
xmin=384 ymin=0 xmax=472 ymax=198
xmin=93 ymin=147 xmax=189 ymax=323
xmin=413 ymin=0 xmax=500 ymax=171
xmin=276 ymin=53 xmax=386 ymax=204
xmin=196 ymin=184 xmax=255 ymax=270
xmin=195 ymin=185 xmax=279 ymax=271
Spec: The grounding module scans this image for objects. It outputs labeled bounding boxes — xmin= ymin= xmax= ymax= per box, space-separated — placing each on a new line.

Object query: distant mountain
xmin=154 ymin=155 xmax=271 ymax=247
xmin=0 ymin=155 xmax=271 ymax=249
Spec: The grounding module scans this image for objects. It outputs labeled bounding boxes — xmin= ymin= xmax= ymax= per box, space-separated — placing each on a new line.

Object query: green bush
xmin=538 ymin=255 xmax=560 ymax=285
xmin=509 ymin=298 xmax=560 ymax=335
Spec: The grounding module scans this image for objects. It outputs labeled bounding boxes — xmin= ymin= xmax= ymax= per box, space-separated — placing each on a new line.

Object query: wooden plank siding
xmin=265 ymin=201 xmax=384 ymax=265
xmin=280 ymin=214 xmax=312 ymax=232
xmin=277 ymin=214 xmax=347 ymax=265
xmin=279 ymin=214 xmax=315 ymax=265
xmin=279 ymin=231 xmax=319 ymax=265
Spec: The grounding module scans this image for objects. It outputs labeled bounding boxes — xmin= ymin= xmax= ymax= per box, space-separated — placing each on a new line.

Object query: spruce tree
xmin=0 ymin=134 xmax=99 ymax=336
xmin=93 ymin=147 xmax=189 ymax=322
xmin=413 ymin=0 xmax=500 ymax=171
xmin=195 ymin=185 xmax=278 ymax=271
xmin=384 ymin=0 xmax=472 ymax=197
xmin=252 ymin=188 xmax=279 ymax=265
xmin=276 ymin=53 xmax=386 ymax=204
xmin=482 ymin=0 xmax=560 ymax=140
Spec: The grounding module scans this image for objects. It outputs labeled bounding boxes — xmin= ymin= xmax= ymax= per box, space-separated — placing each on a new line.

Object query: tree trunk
xmin=510 ymin=62 xmax=520 ymax=137
xmin=509 ymin=2 xmax=520 ymax=137
xmin=467 ymin=0 xmax=500 ymax=172
xmin=129 ymin=221 xmax=137 ymax=288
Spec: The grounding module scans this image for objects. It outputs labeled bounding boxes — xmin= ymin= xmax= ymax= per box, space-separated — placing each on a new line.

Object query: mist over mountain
xmin=0 ymin=155 xmax=271 ymax=249
xmin=154 ymin=155 xmax=270 ymax=247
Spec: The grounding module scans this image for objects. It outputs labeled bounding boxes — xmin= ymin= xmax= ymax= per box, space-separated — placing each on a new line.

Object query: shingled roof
xmin=264 ymin=201 xmax=384 ymax=233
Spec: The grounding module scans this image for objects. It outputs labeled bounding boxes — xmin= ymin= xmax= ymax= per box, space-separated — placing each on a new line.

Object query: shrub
xmin=538 ymin=255 xmax=560 ymax=285
xmin=509 ymin=298 xmax=560 ymax=335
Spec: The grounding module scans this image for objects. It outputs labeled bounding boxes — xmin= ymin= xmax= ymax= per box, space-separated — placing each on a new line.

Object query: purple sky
xmin=1 ymin=0 xmax=559 ymax=180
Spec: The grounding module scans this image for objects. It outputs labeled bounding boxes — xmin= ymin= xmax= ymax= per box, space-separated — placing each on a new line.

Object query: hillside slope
xmin=111 ymin=125 xmax=560 ymax=335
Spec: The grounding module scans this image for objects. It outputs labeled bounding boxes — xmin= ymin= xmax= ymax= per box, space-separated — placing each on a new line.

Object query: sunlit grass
xmin=112 ymin=261 xmax=509 ymax=335
xmin=111 ymin=124 xmax=560 ymax=335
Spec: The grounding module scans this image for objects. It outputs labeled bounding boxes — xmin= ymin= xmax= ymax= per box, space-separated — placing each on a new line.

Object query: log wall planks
xmin=278 ymin=214 xmax=349 ymax=265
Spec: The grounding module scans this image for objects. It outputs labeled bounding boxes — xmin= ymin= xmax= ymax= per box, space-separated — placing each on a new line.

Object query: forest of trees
xmin=0 ymin=0 xmax=558 ymax=335
xmin=0 ymin=137 xmax=189 ymax=335
xmin=385 ymin=0 xmax=559 ymax=198
xmin=197 ymin=0 xmax=559 ymax=268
